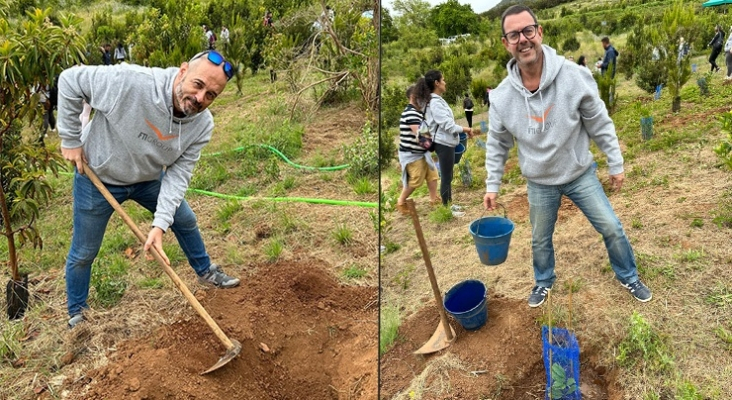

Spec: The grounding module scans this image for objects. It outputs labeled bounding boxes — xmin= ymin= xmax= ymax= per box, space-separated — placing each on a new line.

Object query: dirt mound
xmin=66 ymin=258 xmax=378 ymax=400
xmin=380 ymin=295 xmax=611 ymax=400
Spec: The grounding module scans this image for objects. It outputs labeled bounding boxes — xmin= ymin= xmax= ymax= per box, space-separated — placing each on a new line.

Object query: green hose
xmin=56 ymin=170 xmax=376 ymax=208
xmin=205 ymin=145 xmax=349 ymax=171
xmin=188 ymin=188 xmax=377 ymax=208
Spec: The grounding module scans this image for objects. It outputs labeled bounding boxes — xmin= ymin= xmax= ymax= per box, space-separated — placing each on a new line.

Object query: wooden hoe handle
xmin=81 ymin=163 xmax=236 ymax=351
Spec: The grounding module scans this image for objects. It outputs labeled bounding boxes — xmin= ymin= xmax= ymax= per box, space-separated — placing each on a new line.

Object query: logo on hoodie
xmin=137 ymin=119 xmax=176 ymax=152
xmin=527 ymin=104 xmax=555 ymax=134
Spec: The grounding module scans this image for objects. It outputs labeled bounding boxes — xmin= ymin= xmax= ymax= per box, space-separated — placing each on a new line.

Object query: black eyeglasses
xmin=503 ymin=24 xmax=539 ymax=45
xmin=191 ymin=50 xmax=234 ymax=81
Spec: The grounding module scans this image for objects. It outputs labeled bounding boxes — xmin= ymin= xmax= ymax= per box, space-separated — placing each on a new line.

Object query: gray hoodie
xmin=485 ymin=45 xmax=624 ymax=193
xmin=57 ymin=64 xmax=214 ymax=231
xmin=425 ymin=93 xmax=463 ymax=147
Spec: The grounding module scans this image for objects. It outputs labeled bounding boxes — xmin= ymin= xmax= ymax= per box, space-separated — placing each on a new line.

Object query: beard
xmin=174 ymin=80 xmax=202 ymax=116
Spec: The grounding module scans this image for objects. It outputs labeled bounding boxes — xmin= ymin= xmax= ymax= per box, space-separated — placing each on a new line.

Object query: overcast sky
xmin=381 ymin=0 xmax=501 ymax=15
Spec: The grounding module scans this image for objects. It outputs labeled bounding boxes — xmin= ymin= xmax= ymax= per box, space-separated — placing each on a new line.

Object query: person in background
xmin=100 ymin=44 xmax=112 ymax=66
xmin=263 ymin=11 xmax=274 ymax=27
xmin=463 ymin=93 xmax=474 ymax=128
xmin=577 ymin=55 xmax=588 ymax=67
xmin=424 ymin=69 xmax=474 ymax=217
xmin=709 ymin=25 xmax=724 ymax=73
xmin=395 ymin=80 xmax=441 ymax=215
xmin=220 ymin=26 xmax=230 ymax=49
xmin=600 ymin=37 xmax=618 ymax=78
xmin=677 ymin=37 xmax=690 ymax=63
xmin=725 ymin=26 xmax=732 ymax=81
xmin=483 ymin=86 xmax=492 ymax=109
xmin=485 ymin=4 xmax=652 ymax=308
xmin=57 ymin=50 xmax=240 ymax=329
xmin=114 ymin=43 xmax=127 ymax=64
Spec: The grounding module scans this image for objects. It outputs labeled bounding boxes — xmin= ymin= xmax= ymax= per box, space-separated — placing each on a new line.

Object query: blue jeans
xmin=527 ymin=165 xmax=638 ymax=288
xmin=65 ymin=171 xmax=211 ymax=316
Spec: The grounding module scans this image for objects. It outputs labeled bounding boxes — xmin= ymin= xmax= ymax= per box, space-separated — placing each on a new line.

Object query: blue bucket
xmin=443 ymin=280 xmax=487 ymax=330
xmin=469 ymin=204 xmax=514 ymax=266
xmin=480 ymin=120 xmax=487 ymax=132
xmin=454 ymin=143 xmax=466 ymax=163
xmin=459 ymin=132 xmax=468 ymax=149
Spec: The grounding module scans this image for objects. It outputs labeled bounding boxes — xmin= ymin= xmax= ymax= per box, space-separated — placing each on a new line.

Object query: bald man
xmin=58 ymin=51 xmax=239 ymax=329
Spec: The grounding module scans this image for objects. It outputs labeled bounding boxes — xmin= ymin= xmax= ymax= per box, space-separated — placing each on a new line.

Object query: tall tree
xmin=0 ymin=4 xmax=86 ymax=315
xmin=391 ymin=0 xmax=431 ymax=31
xmin=429 ymin=0 xmax=478 ymax=38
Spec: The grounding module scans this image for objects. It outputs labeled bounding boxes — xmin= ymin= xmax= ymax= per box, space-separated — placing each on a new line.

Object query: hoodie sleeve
xmin=578 ymin=73 xmax=624 ymax=175
xmin=153 ymin=120 xmax=212 ymax=232
xmin=484 ymin=103 xmax=514 ymax=193
xmin=57 ymin=66 xmax=123 ymax=149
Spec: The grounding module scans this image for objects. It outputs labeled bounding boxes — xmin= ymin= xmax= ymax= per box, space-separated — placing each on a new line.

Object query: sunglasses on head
xmin=191 ymin=50 xmax=234 ymax=81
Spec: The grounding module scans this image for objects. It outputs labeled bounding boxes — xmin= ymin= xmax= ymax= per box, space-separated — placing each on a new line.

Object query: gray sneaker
xmin=621 ymin=279 xmax=652 ymax=302
xmin=528 ymin=286 xmax=551 ymax=308
xmin=198 ymin=264 xmax=240 ymax=288
xmin=68 ymin=314 xmax=84 ymax=329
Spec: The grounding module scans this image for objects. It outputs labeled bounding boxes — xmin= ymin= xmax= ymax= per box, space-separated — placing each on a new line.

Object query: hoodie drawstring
xmin=539 ymin=91 xmax=545 ymax=132
xmin=168 ymin=106 xmax=181 ymax=151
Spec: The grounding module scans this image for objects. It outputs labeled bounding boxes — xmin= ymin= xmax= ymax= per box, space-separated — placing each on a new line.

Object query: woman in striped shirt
xmin=396 ymin=78 xmax=441 ymax=215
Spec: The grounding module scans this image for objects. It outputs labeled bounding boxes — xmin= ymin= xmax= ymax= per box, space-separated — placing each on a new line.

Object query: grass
xmin=90 ymin=253 xmax=129 ymax=308
xmin=332 ymin=223 xmax=354 ymax=246
xmin=379 ymin=304 xmax=400 ymax=355
xmin=263 ymin=237 xmax=285 ymax=262
xmin=342 ymin=264 xmax=368 ymax=279
xmin=351 ymin=176 xmax=377 ymax=195
xmin=428 ymin=206 xmax=453 ymax=223
xmin=616 ymin=312 xmax=673 ymax=373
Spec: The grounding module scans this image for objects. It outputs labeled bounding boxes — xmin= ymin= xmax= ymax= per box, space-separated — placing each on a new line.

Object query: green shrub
xmin=714 ymin=111 xmax=732 ymax=170
xmin=344 ymin=122 xmax=380 ymax=179
xmin=562 ymin=36 xmax=580 ymax=52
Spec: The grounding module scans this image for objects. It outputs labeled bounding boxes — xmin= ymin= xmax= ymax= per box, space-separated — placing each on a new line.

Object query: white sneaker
xmin=452 ymin=210 xmax=466 ymax=217
xmin=450 ymin=204 xmax=464 ymax=212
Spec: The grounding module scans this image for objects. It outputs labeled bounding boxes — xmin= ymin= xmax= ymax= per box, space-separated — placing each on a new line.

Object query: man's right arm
xmin=484 ymin=106 xmax=513 ymax=208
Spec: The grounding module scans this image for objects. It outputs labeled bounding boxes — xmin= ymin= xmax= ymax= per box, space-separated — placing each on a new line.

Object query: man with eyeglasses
xmin=483 ymin=5 xmax=652 ymax=308
xmin=57 ymin=50 xmax=239 ymax=329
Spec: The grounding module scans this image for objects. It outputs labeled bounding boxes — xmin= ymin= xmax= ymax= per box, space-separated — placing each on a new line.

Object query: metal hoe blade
xmin=414 ymin=320 xmax=456 ymax=355
xmin=202 ymin=339 xmax=242 ymax=375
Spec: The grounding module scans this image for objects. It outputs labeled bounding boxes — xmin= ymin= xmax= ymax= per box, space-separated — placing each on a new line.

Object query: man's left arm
xmin=578 ymin=74 xmax=624 ymax=186
xmin=154 ymin=122 xmax=213 ymax=233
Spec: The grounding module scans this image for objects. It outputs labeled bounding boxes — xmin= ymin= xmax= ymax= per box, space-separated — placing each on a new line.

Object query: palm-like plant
xmin=1 ymin=5 xmax=86 ymax=318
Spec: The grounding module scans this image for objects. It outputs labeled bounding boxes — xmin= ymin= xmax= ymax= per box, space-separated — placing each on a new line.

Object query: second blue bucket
xmin=454 ymin=143 xmax=466 ymax=163
xmin=459 ymin=132 xmax=468 ymax=149
xmin=469 ymin=204 xmax=514 ymax=266
xmin=443 ymin=280 xmax=487 ymax=330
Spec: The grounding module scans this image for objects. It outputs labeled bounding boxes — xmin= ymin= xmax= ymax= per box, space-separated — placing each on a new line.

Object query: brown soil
xmin=65 ymin=257 xmax=378 ymax=399
xmin=380 ymin=295 xmax=610 ymax=400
